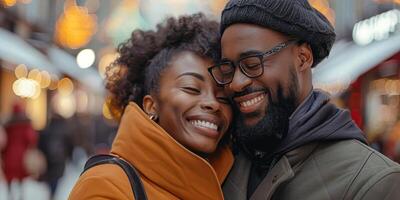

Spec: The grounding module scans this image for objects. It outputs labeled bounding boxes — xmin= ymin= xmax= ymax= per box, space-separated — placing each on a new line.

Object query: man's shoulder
xmin=312 ymin=139 xmax=399 ymax=169
xmin=273 ymin=140 xmax=400 ymax=199
xmin=306 ymin=139 xmax=400 ymax=199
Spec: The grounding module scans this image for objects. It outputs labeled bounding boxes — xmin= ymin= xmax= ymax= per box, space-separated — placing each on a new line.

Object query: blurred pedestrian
xmin=38 ymin=113 xmax=73 ymax=200
xmin=1 ymin=103 xmax=38 ymax=200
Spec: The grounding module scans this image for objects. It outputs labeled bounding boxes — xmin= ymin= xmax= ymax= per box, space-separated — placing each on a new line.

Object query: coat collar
xmin=223 ymin=143 xmax=319 ymax=200
xmin=251 ymin=142 xmax=319 ymax=200
xmin=111 ymin=102 xmax=234 ymax=200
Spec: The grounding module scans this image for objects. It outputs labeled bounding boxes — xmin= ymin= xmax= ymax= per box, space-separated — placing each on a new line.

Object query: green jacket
xmin=223 ymin=139 xmax=400 ymax=200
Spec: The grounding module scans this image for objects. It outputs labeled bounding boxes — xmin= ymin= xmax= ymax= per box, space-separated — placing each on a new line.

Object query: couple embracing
xmin=69 ymin=0 xmax=400 ymax=199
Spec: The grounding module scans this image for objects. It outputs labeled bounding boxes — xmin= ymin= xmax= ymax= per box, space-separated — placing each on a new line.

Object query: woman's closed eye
xmin=216 ymin=96 xmax=230 ymax=104
xmin=181 ymin=86 xmax=200 ymax=94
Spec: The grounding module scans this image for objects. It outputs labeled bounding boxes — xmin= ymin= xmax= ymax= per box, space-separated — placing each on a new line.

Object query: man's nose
xmin=228 ymin=67 xmax=252 ymax=93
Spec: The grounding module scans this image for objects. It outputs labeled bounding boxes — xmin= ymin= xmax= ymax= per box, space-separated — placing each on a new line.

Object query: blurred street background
xmin=0 ymin=0 xmax=399 ymax=199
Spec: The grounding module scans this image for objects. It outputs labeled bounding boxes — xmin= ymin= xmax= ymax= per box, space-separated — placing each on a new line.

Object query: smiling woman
xmin=68 ymin=13 xmax=234 ymax=200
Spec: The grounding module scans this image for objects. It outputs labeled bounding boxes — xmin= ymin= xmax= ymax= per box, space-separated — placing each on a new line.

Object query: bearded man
xmin=208 ymin=0 xmax=400 ymax=199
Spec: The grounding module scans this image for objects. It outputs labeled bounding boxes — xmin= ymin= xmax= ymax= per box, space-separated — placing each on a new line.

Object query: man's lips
xmin=233 ymin=91 xmax=267 ymax=114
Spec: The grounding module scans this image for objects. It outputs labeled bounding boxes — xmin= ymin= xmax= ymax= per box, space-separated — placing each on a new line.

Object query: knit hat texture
xmin=220 ymin=0 xmax=336 ymax=66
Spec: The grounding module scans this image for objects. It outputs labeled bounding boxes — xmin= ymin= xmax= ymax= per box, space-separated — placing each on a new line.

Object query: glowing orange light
xmin=102 ymin=101 xmax=113 ymax=120
xmin=2 ymin=0 xmax=16 ymax=7
xmin=309 ymin=0 xmax=336 ymax=26
xmin=55 ymin=1 xmax=97 ymax=49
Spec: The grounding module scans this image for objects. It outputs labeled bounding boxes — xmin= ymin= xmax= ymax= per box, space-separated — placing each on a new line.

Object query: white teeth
xmin=190 ymin=120 xmax=218 ymax=131
xmin=240 ymin=95 xmax=265 ymax=108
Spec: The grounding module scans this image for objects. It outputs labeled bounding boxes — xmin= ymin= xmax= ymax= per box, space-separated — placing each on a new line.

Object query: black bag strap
xmin=81 ymin=154 xmax=148 ymax=200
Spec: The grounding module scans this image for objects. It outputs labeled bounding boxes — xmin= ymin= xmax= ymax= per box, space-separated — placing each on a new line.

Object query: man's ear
xmin=142 ymin=95 xmax=158 ymax=115
xmin=297 ymin=43 xmax=313 ymax=71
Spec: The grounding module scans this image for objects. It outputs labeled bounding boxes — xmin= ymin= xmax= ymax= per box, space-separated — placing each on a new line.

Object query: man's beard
xmin=233 ymin=70 xmax=299 ymax=156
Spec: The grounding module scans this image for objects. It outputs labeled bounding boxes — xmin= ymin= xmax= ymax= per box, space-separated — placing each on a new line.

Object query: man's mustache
xmin=231 ymin=87 xmax=270 ymax=99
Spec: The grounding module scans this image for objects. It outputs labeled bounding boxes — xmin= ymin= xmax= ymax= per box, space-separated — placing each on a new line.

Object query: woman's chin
xmin=189 ymin=142 xmax=218 ymax=157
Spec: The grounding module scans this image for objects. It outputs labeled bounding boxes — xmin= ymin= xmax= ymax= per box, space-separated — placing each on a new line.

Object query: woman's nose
xmin=200 ymin=95 xmax=220 ymax=112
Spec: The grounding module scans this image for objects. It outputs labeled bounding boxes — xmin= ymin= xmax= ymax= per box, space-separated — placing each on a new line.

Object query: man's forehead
xmin=222 ymin=24 xmax=267 ymax=42
xmin=221 ymin=24 xmax=285 ymax=59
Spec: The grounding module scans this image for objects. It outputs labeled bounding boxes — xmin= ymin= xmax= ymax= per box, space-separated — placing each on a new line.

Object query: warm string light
xmin=12 ymin=65 xmax=54 ymax=99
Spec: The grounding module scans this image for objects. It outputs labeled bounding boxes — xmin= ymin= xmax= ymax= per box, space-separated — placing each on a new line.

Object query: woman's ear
xmin=143 ymin=95 xmax=158 ymax=116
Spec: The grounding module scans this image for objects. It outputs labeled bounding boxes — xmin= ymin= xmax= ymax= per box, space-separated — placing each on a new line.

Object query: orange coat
xmin=69 ymin=103 xmax=234 ymax=200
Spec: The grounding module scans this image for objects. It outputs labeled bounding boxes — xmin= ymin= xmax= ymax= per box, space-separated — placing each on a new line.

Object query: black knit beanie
xmin=220 ymin=0 xmax=336 ymax=67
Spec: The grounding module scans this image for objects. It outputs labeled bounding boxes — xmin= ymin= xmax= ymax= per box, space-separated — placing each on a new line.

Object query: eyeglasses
xmin=208 ymin=40 xmax=297 ymax=86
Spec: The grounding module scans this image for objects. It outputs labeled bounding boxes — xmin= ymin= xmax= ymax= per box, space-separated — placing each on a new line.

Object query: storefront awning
xmin=0 ymin=28 xmax=103 ymax=94
xmin=313 ymin=34 xmax=400 ymax=85
xmin=0 ymin=28 xmax=59 ymax=75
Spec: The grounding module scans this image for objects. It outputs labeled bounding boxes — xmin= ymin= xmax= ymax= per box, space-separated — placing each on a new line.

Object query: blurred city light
xmin=14 ymin=64 xmax=28 ymax=78
xmin=12 ymin=78 xmax=41 ymax=99
xmin=309 ymin=0 xmax=336 ymax=26
xmin=40 ymin=71 xmax=51 ymax=88
xmin=353 ymin=9 xmax=400 ymax=45
xmin=52 ymin=92 xmax=76 ymax=119
xmin=26 ymin=89 xmax=47 ymax=130
xmin=102 ymin=101 xmax=113 ymax=120
xmin=2 ymin=0 xmax=16 ymax=7
xmin=76 ymin=49 xmax=95 ymax=69
xmin=98 ymin=53 xmax=118 ymax=78
xmin=48 ymin=74 xmax=59 ymax=90
xmin=58 ymin=77 xmax=74 ymax=96
xmin=28 ymin=69 xmax=42 ymax=83
xmin=55 ymin=1 xmax=97 ymax=49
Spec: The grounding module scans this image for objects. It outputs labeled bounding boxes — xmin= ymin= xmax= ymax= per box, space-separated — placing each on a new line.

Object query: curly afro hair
xmin=105 ymin=13 xmax=220 ymax=119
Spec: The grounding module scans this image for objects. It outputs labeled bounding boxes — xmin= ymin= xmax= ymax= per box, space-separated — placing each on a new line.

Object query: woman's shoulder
xmin=68 ymin=163 xmax=134 ymax=200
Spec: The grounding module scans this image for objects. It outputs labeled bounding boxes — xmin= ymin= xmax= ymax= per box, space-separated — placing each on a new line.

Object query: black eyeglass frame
xmin=208 ymin=39 xmax=298 ymax=86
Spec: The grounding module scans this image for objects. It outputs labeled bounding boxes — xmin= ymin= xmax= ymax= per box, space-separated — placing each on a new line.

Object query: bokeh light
xmin=102 ymin=101 xmax=113 ymax=120
xmin=40 ymin=71 xmax=51 ymax=88
xmin=2 ymin=0 xmax=16 ymax=7
xmin=12 ymin=78 xmax=41 ymax=99
xmin=98 ymin=53 xmax=118 ymax=78
xmin=48 ymin=75 xmax=59 ymax=90
xmin=15 ymin=64 xmax=28 ymax=78
xmin=77 ymin=49 xmax=96 ymax=69
xmin=58 ymin=77 xmax=74 ymax=96
xmin=28 ymin=69 xmax=42 ymax=83
xmin=52 ymin=92 xmax=76 ymax=119
xmin=55 ymin=2 xmax=97 ymax=49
